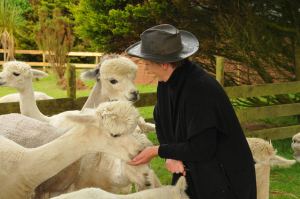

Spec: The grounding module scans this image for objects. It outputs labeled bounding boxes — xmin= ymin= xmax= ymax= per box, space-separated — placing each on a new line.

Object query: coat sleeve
xmin=154 ymin=105 xmax=168 ymax=145
xmin=185 ymin=80 xmax=229 ymax=139
xmin=158 ymin=127 xmax=217 ymax=161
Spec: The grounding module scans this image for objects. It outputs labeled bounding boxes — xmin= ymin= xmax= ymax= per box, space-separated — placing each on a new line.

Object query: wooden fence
xmin=1 ymin=57 xmax=299 ymax=140
xmin=0 ymin=49 xmax=104 ymax=70
xmin=0 ymin=93 xmax=157 ymax=122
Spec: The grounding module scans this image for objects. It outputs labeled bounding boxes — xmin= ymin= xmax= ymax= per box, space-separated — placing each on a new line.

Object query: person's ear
xmin=163 ymin=63 xmax=169 ymax=71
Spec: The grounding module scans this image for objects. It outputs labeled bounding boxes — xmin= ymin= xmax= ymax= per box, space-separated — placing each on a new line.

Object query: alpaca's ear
xmin=31 ymin=69 xmax=48 ymax=78
xmin=149 ymin=169 xmax=162 ymax=188
xmin=65 ymin=114 xmax=99 ymax=126
xmin=176 ymin=176 xmax=188 ymax=192
xmin=80 ymin=69 xmax=100 ymax=80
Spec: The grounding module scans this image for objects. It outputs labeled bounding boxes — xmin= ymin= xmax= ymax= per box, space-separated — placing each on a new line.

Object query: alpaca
xmin=0 ymin=61 xmax=51 ymax=122
xmin=0 ymin=91 xmax=53 ymax=103
xmin=80 ymin=54 xmax=139 ymax=109
xmin=0 ymin=59 xmax=156 ymax=196
xmin=69 ymin=132 xmax=156 ymax=195
xmin=0 ymin=101 xmax=146 ymax=199
xmin=80 ymin=54 xmax=155 ymax=132
xmin=51 ymin=173 xmax=189 ymax=199
xmin=0 ymin=101 xmax=145 ymax=199
xmin=50 ymin=55 xmax=158 ymax=195
xmin=247 ymin=138 xmax=296 ymax=199
xmin=291 ymin=132 xmax=300 ymax=162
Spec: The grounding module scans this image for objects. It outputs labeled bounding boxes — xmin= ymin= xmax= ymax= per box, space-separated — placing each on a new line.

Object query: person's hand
xmin=166 ymin=159 xmax=186 ymax=176
xmin=127 ymin=146 xmax=159 ymax=166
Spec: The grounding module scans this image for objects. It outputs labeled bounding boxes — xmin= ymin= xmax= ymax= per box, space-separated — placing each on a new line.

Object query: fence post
xmin=67 ymin=63 xmax=76 ymax=98
xmin=43 ymin=53 xmax=46 ymax=72
xmin=237 ymin=64 xmax=240 ymax=85
xmin=216 ymin=57 xmax=225 ymax=87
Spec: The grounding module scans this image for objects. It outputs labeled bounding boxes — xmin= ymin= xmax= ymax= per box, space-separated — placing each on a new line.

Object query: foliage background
xmin=1 ymin=1 xmax=300 ymax=197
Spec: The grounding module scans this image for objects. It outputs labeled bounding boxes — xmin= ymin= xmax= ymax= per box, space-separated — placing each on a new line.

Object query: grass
xmin=1 ymin=72 xmax=299 ymax=198
xmin=269 ymin=138 xmax=300 ymax=199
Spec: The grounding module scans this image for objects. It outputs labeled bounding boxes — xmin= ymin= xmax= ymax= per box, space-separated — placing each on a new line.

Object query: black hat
xmin=125 ymin=24 xmax=199 ymax=63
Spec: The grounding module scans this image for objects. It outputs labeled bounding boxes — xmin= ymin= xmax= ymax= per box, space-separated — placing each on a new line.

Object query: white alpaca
xmin=0 ymin=91 xmax=53 ymax=103
xmin=80 ymin=54 xmax=139 ymax=108
xmin=51 ymin=55 xmax=158 ymax=195
xmin=247 ymin=138 xmax=296 ymax=199
xmin=0 ymin=101 xmax=145 ymax=199
xmin=68 ymin=130 xmax=160 ymax=195
xmin=0 ymin=101 xmax=148 ymax=198
xmin=78 ymin=55 xmax=158 ymax=193
xmin=291 ymin=132 xmax=300 ymax=162
xmin=0 ymin=62 xmax=51 ymax=122
xmin=52 ymin=172 xmax=189 ymax=199
xmin=0 ymin=59 xmax=157 ymax=196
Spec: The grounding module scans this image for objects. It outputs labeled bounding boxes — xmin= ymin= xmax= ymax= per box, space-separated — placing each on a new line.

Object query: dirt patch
xmin=57 ymin=77 xmax=91 ymax=90
xmin=269 ymin=190 xmax=298 ymax=198
xmin=240 ymin=121 xmax=277 ymax=132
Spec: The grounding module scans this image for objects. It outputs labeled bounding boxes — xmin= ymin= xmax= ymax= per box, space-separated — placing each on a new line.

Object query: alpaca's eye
xmin=13 ymin=72 xmax=20 ymax=76
xmin=109 ymin=79 xmax=118 ymax=84
xmin=111 ymin=134 xmax=121 ymax=138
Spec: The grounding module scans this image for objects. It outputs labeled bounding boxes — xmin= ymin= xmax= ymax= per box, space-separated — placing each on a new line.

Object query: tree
xmin=0 ymin=0 xmax=26 ymax=61
xmin=34 ymin=7 xmax=74 ymax=79
xmin=70 ymin=0 xmax=300 ymax=108
xmin=69 ymin=0 xmax=181 ymax=52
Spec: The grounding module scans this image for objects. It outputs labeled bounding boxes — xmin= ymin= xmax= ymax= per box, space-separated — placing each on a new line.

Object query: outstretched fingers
xmin=127 ymin=146 xmax=159 ymax=166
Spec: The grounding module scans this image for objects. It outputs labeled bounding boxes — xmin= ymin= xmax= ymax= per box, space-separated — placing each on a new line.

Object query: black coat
xmin=154 ymin=60 xmax=256 ymax=199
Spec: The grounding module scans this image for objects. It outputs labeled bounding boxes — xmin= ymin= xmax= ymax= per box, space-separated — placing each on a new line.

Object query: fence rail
xmin=0 ymin=49 xmax=104 ymax=70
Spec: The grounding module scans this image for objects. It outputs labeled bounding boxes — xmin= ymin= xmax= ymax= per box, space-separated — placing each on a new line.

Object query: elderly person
xmin=126 ymin=24 xmax=256 ymax=199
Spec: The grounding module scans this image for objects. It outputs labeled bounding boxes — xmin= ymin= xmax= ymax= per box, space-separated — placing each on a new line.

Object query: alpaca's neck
xmin=18 ymin=79 xmax=50 ymax=123
xmin=23 ymin=126 xmax=94 ymax=189
xmin=255 ymin=164 xmax=270 ymax=199
xmin=81 ymin=81 xmax=108 ymax=110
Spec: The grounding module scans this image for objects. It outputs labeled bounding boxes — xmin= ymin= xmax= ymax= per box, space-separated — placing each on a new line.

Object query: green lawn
xmin=0 ymin=72 xmax=299 ymax=198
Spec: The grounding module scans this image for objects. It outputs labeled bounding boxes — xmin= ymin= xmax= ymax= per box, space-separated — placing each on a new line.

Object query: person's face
xmin=143 ymin=60 xmax=163 ymax=80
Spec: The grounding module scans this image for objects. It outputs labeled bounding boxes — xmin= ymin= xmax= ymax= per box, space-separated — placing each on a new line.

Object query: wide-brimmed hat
xmin=125 ymin=24 xmax=199 ymax=63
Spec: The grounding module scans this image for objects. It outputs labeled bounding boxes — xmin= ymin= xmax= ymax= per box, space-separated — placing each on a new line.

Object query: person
xmin=126 ymin=24 xmax=256 ymax=199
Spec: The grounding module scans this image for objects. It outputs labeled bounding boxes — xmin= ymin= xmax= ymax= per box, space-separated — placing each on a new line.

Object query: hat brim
xmin=125 ymin=30 xmax=199 ymax=63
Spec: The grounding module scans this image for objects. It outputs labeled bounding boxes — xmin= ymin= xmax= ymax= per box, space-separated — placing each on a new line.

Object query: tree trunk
xmin=294 ymin=33 xmax=300 ymax=124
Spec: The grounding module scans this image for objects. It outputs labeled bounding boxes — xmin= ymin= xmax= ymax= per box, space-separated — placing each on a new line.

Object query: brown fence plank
xmin=0 ymin=102 xmax=21 ymax=115
xmin=74 ymin=97 xmax=88 ymax=110
xmin=0 ymin=49 xmax=44 ymax=54
xmin=225 ymin=81 xmax=300 ymax=99
xmin=0 ymin=98 xmax=76 ymax=116
xmin=145 ymin=118 xmax=155 ymax=124
xmin=0 ymin=61 xmax=96 ymax=69
xmin=244 ymin=125 xmax=300 ymax=140
xmin=134 ymin=92 xmax=157 ymax=107
xmin=36 ymin=98 xmax=74 ymax=116
xmin=0 ymin=49 xmax=104 ymax=57
xmin=67 ymin=52 xmax=104 ymax=57
xmin=0 ymin=49 xmax=102 ymax=69
xmin=235 ymin=103 xmax=300 ymax=121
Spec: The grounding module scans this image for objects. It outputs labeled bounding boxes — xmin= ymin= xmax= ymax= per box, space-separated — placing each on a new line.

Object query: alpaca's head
xmin=63 ymin=100 xmax=144 ymax=161
xmin=292 ymin=132 xmax=300 ymax=162
xmin=170 ymin=176 xmax=189 ymax=199
xmin=95 ymin=100 xmax=140 ymax=135
xmin=0 ymin=61 xmax=48 ymax=91
xmin=80 ymin=54 xmax=139 ymax=102
xmin=247 ymin=138 xmax=296 ymax=167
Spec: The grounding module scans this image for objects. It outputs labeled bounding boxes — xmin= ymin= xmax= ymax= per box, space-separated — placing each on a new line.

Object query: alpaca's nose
xmin=130 ymin=90 xmax=139 ymax=96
